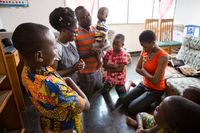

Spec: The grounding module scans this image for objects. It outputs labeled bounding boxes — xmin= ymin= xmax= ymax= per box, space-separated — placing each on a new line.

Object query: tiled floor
xmin=21 ymin=55 xmax=142 ymax=133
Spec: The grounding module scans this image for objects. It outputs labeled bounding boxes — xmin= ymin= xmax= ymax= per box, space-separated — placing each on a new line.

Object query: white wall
xmin=1 ymin=0 xmax=199 ymax=52
xmin=109 ymin=24 xmax=144 ymax=52
xmin=174 ymin=0 xmax=200 ymax=25
xmin=0 ymin=0 xmax=64 ymax=32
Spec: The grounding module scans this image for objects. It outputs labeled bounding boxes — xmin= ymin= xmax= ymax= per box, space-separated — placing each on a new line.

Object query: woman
xmin=49 ymin=7 xmax=85 ymax=82
xmin=122 ymin=30 xmax=168 ymax=117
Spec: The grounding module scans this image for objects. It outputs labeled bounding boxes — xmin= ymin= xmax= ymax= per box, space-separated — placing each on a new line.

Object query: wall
xmin=1 ymin=0 xmax=198 ymax=52
xmin=109 ymin=24 xmax=144 ymax=52
xmin=0 ymin=0 xmax=64 ymax=32
xmin=174 ymin=0 xmax=200 ymax=25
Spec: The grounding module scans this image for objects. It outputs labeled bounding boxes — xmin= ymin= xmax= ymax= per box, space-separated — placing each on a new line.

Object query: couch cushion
xmin=164 ymin=66 xmax=185 ymax=79
xmin=166 ymin=77 xmax=200 ymax=95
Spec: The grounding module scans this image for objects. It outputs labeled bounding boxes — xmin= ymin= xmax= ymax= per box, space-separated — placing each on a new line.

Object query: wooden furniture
xmin=157 ymin=19 xmax=181 ymax=54
xmin=0 ymin=39 xmax=24 ymax=132
xmin=145 ymin=19 xmax=159 ymax=40
xmin=5 ymin=50 xmax=25 ymax=111
xmin=159 ymin=19 xmax=174 ymax=41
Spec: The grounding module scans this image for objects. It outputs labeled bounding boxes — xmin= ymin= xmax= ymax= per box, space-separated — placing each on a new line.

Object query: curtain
xmin=159 ymin=0 xmax=173 ymax=18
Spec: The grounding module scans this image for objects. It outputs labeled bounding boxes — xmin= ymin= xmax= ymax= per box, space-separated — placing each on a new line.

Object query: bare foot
xmin=126 ymin=116 xmax=138 ymax=127
xmin=126 ymin=81 xmax=136 ymax=92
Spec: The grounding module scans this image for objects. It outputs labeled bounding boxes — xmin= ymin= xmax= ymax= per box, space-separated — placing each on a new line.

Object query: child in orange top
xmin=12 ymin=23 xmax=90 ymax=133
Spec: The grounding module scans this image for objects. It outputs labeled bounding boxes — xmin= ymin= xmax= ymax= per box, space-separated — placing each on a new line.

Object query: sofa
xmin=165 ymin=35 xmax=200 ymax=95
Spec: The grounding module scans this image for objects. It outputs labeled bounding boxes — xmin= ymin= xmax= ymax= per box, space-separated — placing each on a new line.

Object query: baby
xmin=94 ymin=7 xmax=110 ymax=69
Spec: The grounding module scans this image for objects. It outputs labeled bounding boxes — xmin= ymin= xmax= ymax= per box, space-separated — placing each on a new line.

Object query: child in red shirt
xmin=102 ymin=34 xmax=128 ymax=97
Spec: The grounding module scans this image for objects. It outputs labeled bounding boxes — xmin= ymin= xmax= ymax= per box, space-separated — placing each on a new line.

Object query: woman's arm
xmin=52 ymin=60 xmax=85 ymax=77
xmin=141 ymin=56 xmax=168 ymax=84
xmin=103 ymin=60 xmax=125 ymax=72
xmin=136 ymin=56 xmax=146 ymax=76
xmin=65 ymin=77 xmax=90 ymax=111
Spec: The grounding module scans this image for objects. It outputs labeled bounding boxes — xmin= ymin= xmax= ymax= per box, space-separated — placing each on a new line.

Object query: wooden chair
xmin=159 ymin=19 xmax=174 ymax=41
xmin=158 ymin=19 xmax=182 ymax=54
xmin=145 ymin=19 xmax=159 ymax=40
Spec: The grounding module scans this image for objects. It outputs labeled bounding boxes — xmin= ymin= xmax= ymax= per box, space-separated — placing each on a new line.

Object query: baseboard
xmin=129 ymin=51 xmax=141 ymax=57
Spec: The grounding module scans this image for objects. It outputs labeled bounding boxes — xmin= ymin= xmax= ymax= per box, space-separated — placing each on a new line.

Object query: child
xmin=12 ymin=23 xmax=90 ymax=133
xmin=102 ymin=34 xmax=128 ymax=97
xmin=127 ymin=86 xmax=200 ymax=133
xmin=93 ymin=7 xmax=110 ymax=69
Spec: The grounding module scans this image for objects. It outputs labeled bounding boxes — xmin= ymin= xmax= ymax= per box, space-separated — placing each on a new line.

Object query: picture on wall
xmin=0 ymin=0 xmax=28 ymax=7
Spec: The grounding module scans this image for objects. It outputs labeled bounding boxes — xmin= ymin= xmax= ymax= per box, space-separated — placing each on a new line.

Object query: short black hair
xmin=49 ymin=7 xmax=76 ymax=31
xmin=139 ymin=30 xmax=156 ymax=43
xmin=183 ymin=86 xmax=200 ymax=105
xmin=163 ymin=96 xmax=200 ymax=133
xmin=114 ymin=34 xmax=125 ymax=42
xmin=12 ymin=23 xmax=50 ymax=57
xmin=75 ymin=6 xmax=85 ymax=17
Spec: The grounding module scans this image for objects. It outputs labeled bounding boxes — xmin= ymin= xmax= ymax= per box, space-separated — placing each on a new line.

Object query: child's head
xmin=97 ymin=7 xmax=109 ymax=21
xmin=139 ymin=30 xmax=156 ymax=53
xmin=49 ymin=7 xmax=77 ymax=41
xmin=154 ymin=96 xmax=200 ymax=133
xmin=183 ymin=86 xmax=200 ymax=105
xmin=12 ymin=23 xmax=56 ymax=68
xmin=113 ymin=34 xmax=125 ymax=51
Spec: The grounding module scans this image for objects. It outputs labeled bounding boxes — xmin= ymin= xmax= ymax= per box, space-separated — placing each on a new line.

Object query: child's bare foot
xmin=129 ymin=80 xmax=136 ymax=87
xmin=126 ymin=116 xmax=138 ymax=127
xmin=126 ymin=80 xmax=136 ymax=92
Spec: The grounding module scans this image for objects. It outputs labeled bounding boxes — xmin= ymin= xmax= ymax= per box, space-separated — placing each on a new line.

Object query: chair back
xmin=159 ymin=19 xmax=174 ymax=41
xmin=145 ymin=19 xmax=159 ymax=40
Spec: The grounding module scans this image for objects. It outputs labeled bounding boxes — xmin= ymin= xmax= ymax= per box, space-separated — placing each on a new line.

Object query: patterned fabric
xmin=78 ymin=70 xmax=102 ymax=98
xmin=138 ymin=112 xmax=164 ymax=133
xmin=102 ymin=81 xmax=126 ymax=97
xmin=141 ymin=49 xmax=168 ymax=90
xmin=103 ymin=49 xmax=128 ymax=85
xmin=22 ymin=66 xmax=84 ymax=132
xmin=176 ymin=35 xmax=200 ymax=70
xmin=54 ymin=41 xmax=79 ymax=81
xmin=166 ymin=35 xmax=200 ymax=96
xmin=166 ymin=77 xmax=200 ymax=95
xmin=95 ymin=20 xmax=109 ymax=41
xmin=75 ymin=26 xmax=98 ymax=73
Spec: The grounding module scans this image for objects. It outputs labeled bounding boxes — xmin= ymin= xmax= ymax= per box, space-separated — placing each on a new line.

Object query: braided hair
xmin=49 ymin=7 xmax=76 ymax=31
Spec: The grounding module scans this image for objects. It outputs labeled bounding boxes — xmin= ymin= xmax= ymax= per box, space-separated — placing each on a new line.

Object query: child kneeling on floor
xmin=102 ymin=34 xmax=129 ymax=97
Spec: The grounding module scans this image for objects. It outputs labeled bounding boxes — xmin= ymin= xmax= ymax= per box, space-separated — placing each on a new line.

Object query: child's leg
xmin=126 ymin=116 xmax=138 ymax=127
xmin=115 ymin=85 xmax=126 ymax=97
xmin=102 ymin=80 xmax=113 ymax=93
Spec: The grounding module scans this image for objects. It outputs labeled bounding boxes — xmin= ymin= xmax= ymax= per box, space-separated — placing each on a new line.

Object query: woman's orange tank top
xmin=141 ymin=49 xmax=168 ymax=91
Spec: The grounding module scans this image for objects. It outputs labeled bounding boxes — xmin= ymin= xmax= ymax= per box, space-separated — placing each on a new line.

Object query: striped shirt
xmin=75 ymin=26 xmax=98 ymax=73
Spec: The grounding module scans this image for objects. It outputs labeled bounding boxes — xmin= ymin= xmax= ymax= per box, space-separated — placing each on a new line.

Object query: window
xmin=99 ymin=0 xmax=128 ymax=24
xmin=128 ymin=0 xmax=154 ymax=23
xmin=65 ymin=0 xmax=176 ymax=24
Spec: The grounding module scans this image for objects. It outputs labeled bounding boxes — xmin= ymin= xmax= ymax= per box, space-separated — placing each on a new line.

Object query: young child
xmin=93 ymin=7 xmax=110 ymax=69
xmin=12 ymin=23 xmax=90 ymax=133
xmin=127 ymin=86 xmax=200 ymax=133
xmin=102 ymin=34 xmax=128 ymax=97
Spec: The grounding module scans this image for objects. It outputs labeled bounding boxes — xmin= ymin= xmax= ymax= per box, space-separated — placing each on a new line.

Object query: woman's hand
xmin=73 ymin=59 xmax=85 ymax=71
